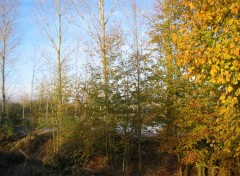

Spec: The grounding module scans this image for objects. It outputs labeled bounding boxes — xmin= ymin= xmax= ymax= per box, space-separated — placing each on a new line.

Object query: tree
xmin=172 ymin=0 xmax=240 ymax=174
xmin=0 ymin=0 xmax=20 ymax=118
xmin=34 ymin=0 xmax=73 ymax=152
xmin=150 ymin=0 xmax=240 ymax=175
xmin=71 ymin=0 xmax=120 ymax=168
xmin=149 ymin=0 xmax=193 ymax=175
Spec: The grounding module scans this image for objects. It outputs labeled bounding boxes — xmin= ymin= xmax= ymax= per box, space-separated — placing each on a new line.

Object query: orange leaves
xmin=210 ymin=67 xmax=217 ymax=76
xmin=172 ymin=33 xmax=178 ymax=42
xmin=233 ymin=48 xmax=239 ymax=56
xmin=171 ymin=24 xmax=176 ymax=30
xmin=174 ymin=0 xmax=240 ymax=109
xmin=182 ymin=151 xmax=201 ymax=165
xmin=151 ymin=0 xmax=240 ymax=170
xmin=189 ymin=2 xmax=195 ymax=10
xmin=182 ymin=0 xmax=195 ymax=10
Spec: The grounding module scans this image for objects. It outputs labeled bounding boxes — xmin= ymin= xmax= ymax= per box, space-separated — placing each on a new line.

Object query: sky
xmin=11 ymin=0 xmax=36 ymax=101
xmin=10 ymin=0 xmax=155 ymax=102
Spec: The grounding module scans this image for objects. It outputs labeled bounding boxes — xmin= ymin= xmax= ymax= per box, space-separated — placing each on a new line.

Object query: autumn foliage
xmin=0 ymin=0 xmax=239 ymax=175
xmin=151 ymin=0 xmax=240 ymax=175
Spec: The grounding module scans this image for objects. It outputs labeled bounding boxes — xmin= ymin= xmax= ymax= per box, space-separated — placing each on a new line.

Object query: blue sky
xmin=10 ymin=0 xmax=35 ymax=101
xmin=12 ymin=0 xmax=155 ymax=101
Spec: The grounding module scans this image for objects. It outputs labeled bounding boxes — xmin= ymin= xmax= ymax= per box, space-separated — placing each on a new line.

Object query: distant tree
xmin=0 ymin=0 xmax=21 ymax=118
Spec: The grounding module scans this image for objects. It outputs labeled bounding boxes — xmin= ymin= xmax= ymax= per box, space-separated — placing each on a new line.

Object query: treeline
xmin=0 ymin=0 xmax=239 ymax=176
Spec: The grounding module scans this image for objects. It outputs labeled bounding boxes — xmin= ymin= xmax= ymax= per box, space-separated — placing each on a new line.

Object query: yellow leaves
xmin=220 ymin=94 xmax=226 ymax=101
xmin=171 ymin=24 xmax=176 ymax=30
xmin=215 ymin=43 xmax=221 ymax=53
xmin=230 ymin=3 xmax=239 ymax=15
xmin=236 ymin=126 xmax=240 ymax=134
xmin=235 ymin=88 xmax=240 ymax=96
xmin=179 ymin=28 xmax=184 ymax=34
xmin=205 ymin=11 xmax=213 ymax=21
xmin=217 ymin=76 xmax=225 ymax=84
xmin=210 ymin=78 xmax=217 ymax=83
xmin=183 ymin=73 xmax=190 ymax=79
xmin=225 ymin=71 xmax=231 ymax=82
xmin=220 ymin=107 xmax=227 ymax=114
xmin=188 ymin=67 xmax=194 ymax=73
xmin=237 ymin=73 xmax=240 ymax=81
xmin=233 ymin=60 xmax=239 ymax=67
xmin=231 ymin=97 xmax=238 ymax=105
xmin=172 ymin=33 xmax=178 ymax=42
xmin=166 ymin=54 xmax=172 ymax=61
xmin=233 ymin=48 xmax=239 ymax=56
xmin=207 ymin=0 xmax=214 ymax=5
xmin=174 ymin=0 xmax=240 ymax=108
xmin=153 ymin=0 xmax=240 ymax=167
xmin=182 ymin=0 xmax=188 ymax=6
xmin=227 ymin=86 xmax=233 ymax=93
xmin=232 ymin=60 xmax=239 ymax=70
xmin=195 ymin=75 xmax=202 ymax=82
xmin=210 ymin=67 xmax=217 ymax=76
xmin=223 ymin=53 xmax=231 ymax=60
xmin=189 ymin=2 xmax=194 ymax=10
xmin=201 ymin=58 xmax=206 ymax=64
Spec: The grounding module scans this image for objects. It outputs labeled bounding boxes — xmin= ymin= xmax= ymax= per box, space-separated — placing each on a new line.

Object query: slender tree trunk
xmin=1 ymin=34 xmax=6 ymax=118
xmin=123 ymin=70 xmax=130 ymax=175
xmin=198 ymin=165 xmax=202 ymax=176
xmin=45 ymin=100 xmax=49 ymax=118
xmin=29 ymin=65 xmax=35 ymax=141
xmin=179 ymin=165 xmax=183 ymax=176
xmin=22 ymin=101 xmax=25 ymax=119
xmin=55 ymin=0 xmax=63 ymax=152
xmin=132 ymin=1 xmax=142 ymax=172
xmin=57 ymin=17 xmax=62 ymax=111
xmin=99 ymin=0 xmax=108 ymax=113
xmin=184 ymin=165 xmax=189 ymax=176
xmin=211 ymin=167 xmax=215 ymax=176
xmin=99 ymin=0 xmax=111 ymax=167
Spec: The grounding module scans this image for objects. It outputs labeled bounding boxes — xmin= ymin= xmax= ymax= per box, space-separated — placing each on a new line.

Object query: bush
xmin=0 ymin=119 xmax=14 ymax=139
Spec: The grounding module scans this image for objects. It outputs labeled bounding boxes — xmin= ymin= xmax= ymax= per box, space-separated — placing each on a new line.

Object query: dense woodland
xmin=0 ymin=0 xmax=239 ymax=176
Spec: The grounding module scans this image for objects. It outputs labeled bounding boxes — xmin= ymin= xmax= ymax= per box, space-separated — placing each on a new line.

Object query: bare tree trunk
xmin=0 ymin=0 xmax=20 ymax=119
xmin=45 ymin=100 xmax=49 ymax=118
xmin=29 ymin=60 xmax=36 ymax=141
xmin=99 ymin=0 xmax=108 ymax=113
xmin=1 ymin=20 xmax=7 ymax=119
xmin=1 ymin=49 xmax=6 ymax=118
xmin=132 ymin=1 xmax=142 ymax=172
xmin=198 ymin=165 xmax=202 ymax=176
xmin=22 ymin=101 xmax=25 ymax=119
xmin=56 ymin=0 xmax=63 ymax=152
xmin=57 ymin=0 xmax=63 ymax=116
xmin=99 ymin=0 xmax=111 ymax=167
xmin=35 ymin=0 xmax=69 ymax=153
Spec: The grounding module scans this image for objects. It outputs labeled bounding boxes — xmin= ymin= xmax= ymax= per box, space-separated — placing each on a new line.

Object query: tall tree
xmin=132 ymin=0 xmax=142 ymax=171
xmin=0 ymin=0 xmax=20 ymax=118
xmin=35 ymin=0 xmax=72 ymax=152
xmin=71 ymin=0 xmax=119 ymax=167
